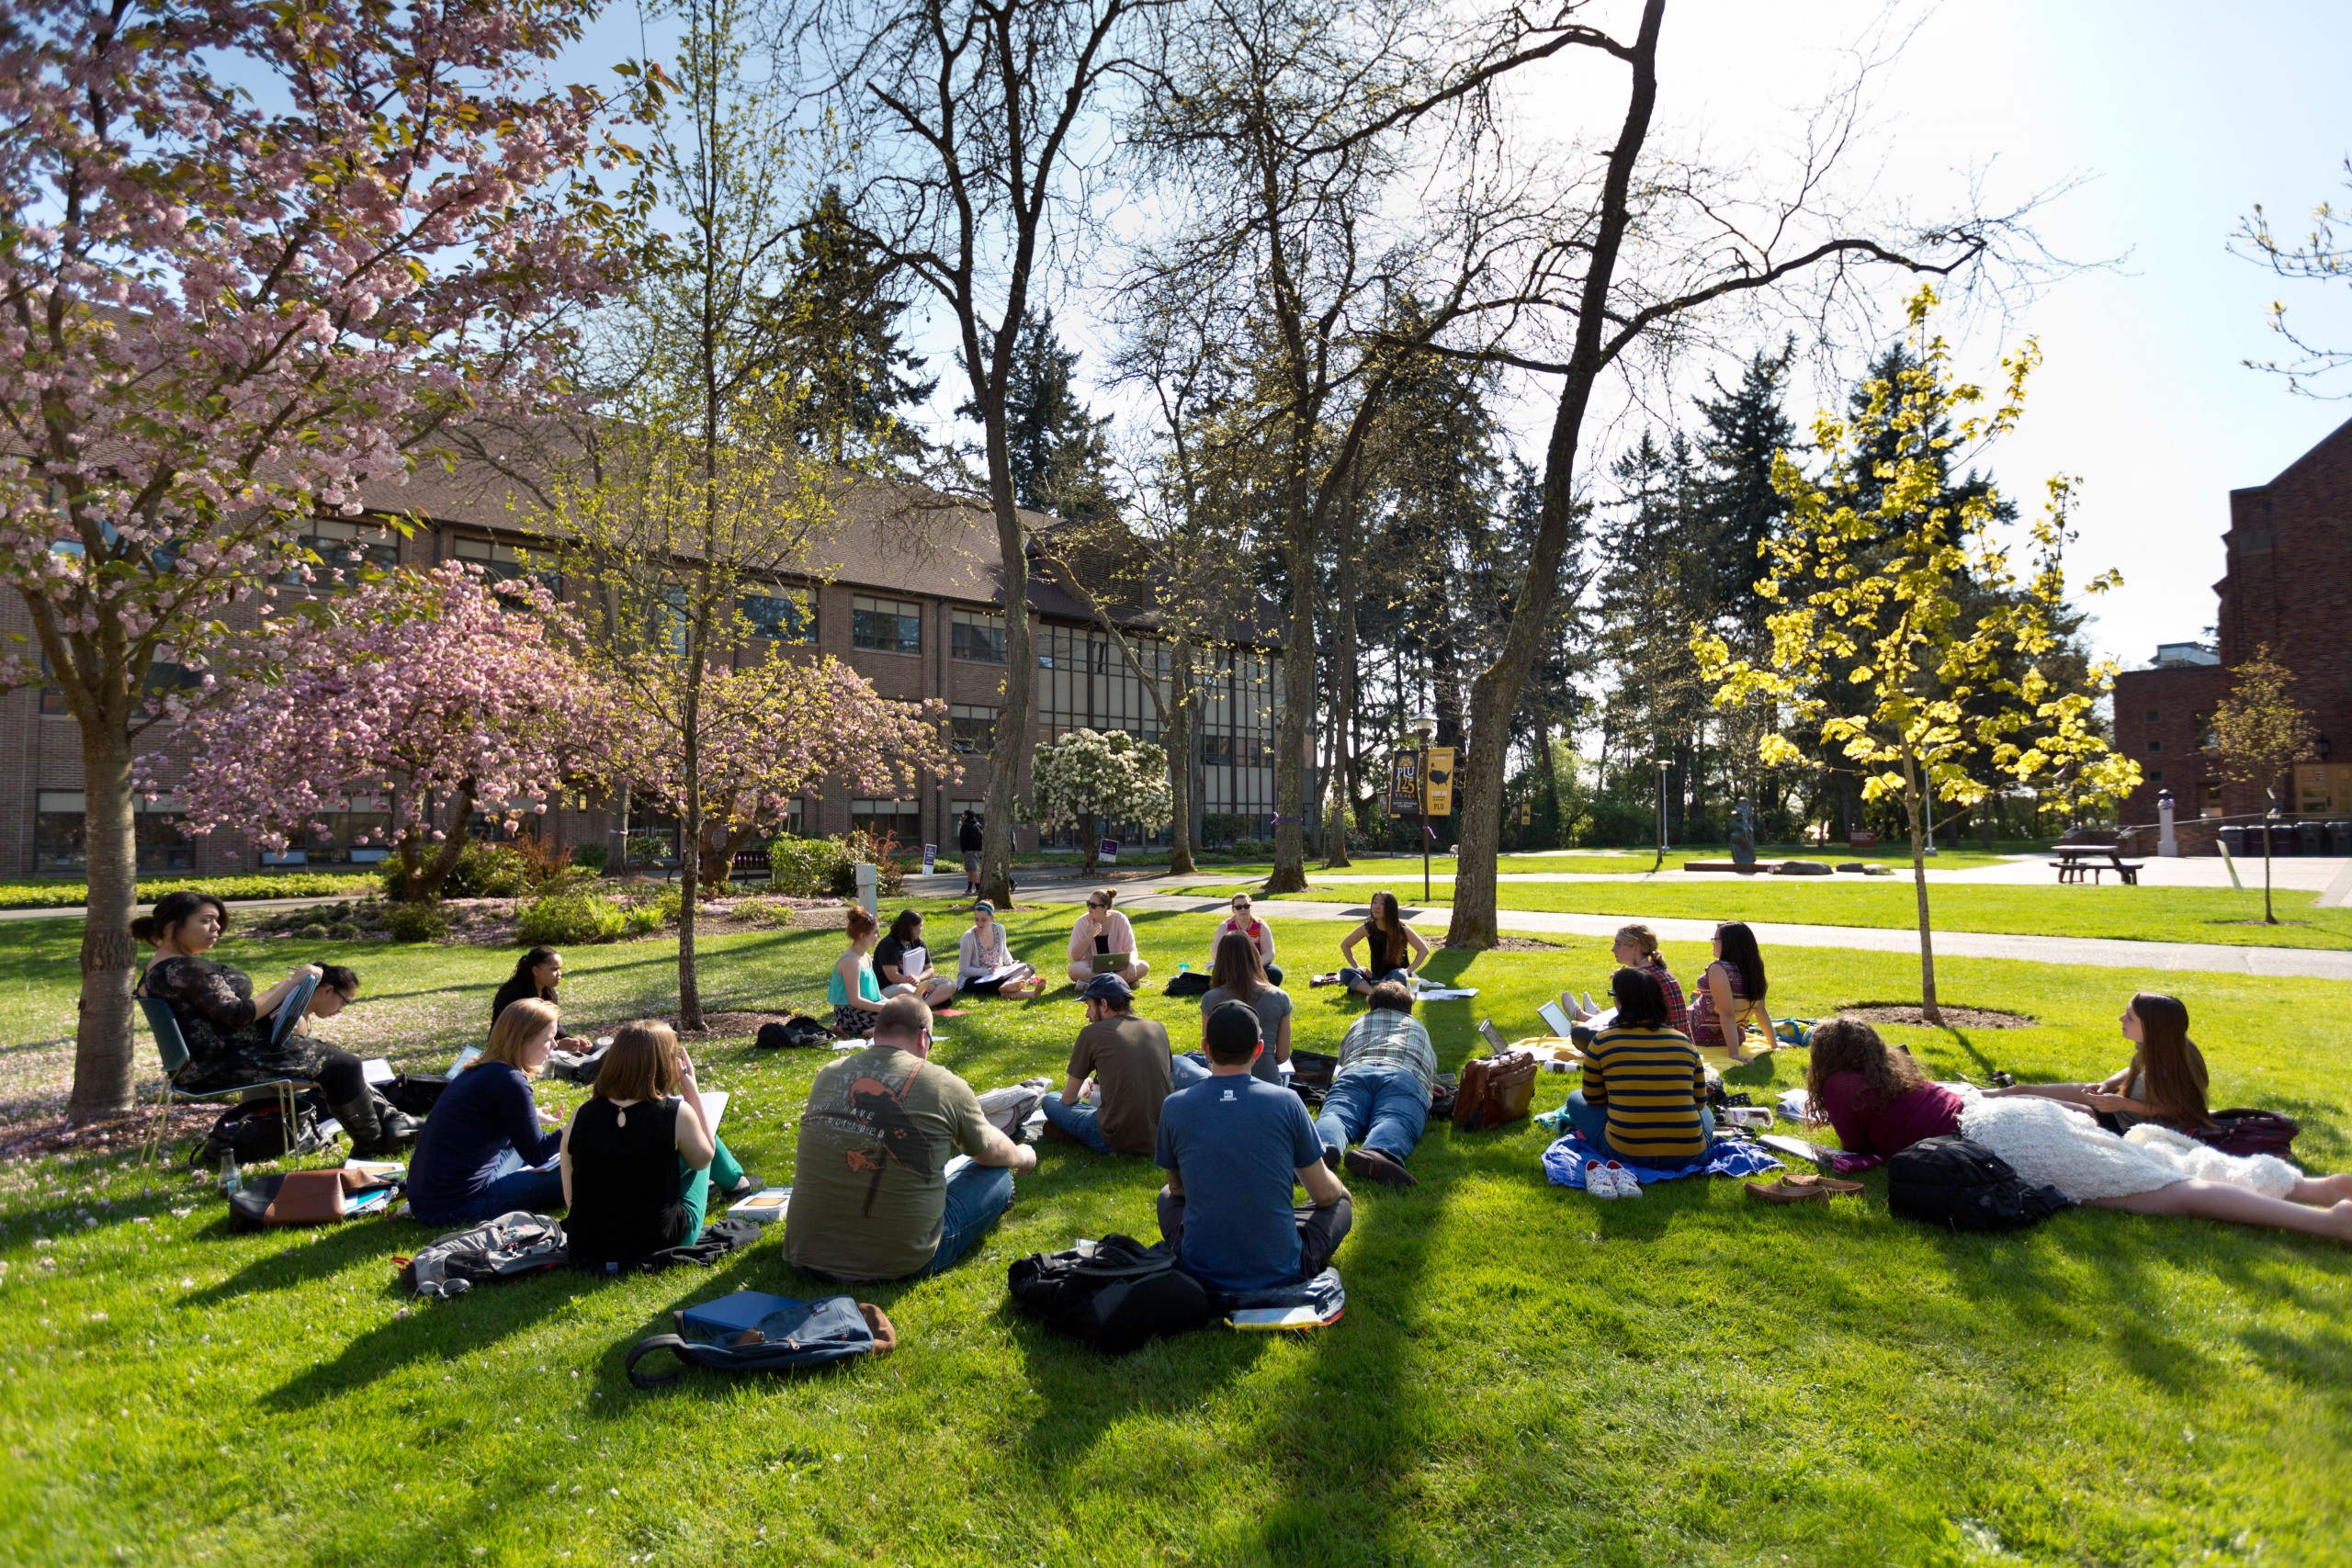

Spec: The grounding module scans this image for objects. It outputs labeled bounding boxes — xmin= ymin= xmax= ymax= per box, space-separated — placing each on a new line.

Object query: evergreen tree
xmin=980 ymin=310 xmax=1121 ymax=521
xmin=1694 ymin=340 xmax=1799 ymax=632
xmin=1592 ymin=431 xmax=1717 ymax=839
xmin=769 ymin=186 xmax=937 ymax=471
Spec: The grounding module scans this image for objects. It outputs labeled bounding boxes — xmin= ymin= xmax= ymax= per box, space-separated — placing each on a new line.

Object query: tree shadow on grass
xmin=184 ymin=1212 xmax=420 ymax=1307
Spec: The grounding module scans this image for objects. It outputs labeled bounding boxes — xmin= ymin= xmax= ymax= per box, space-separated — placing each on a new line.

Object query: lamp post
xmin=1652 ymin=756 xmax=1671 ymax=873
xmin=1413 ymin=714 xmax=1437 ymax=903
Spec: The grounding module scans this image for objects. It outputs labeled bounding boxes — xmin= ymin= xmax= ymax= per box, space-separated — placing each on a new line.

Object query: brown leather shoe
xmin=1744 ymin=1178 xmax=1827 ymax=1205
xmin=1343 ymin=1147 xmax=1419 ymax=1188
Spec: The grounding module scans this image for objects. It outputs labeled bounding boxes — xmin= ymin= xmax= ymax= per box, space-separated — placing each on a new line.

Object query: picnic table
xmin=2048 ymin=845 xmax=2143 ymax=885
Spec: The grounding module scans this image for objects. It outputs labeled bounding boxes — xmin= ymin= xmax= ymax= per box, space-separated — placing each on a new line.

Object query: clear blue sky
xmin=558 ymin=0 xmax=2352 ymax=671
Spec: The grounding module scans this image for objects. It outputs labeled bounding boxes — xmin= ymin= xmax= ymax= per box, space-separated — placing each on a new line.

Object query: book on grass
xmin=1230 ymin=1305 xmax=1339 ymax=1330
xmin=975 ymin=963 xmax=1025 ymax=986
xmin=728 ymin=1187 xmax=792 ymax=1224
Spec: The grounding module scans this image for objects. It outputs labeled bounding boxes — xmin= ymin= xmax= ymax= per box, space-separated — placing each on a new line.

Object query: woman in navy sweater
xmin=406 ymin=998 xmax=568 ymax=1224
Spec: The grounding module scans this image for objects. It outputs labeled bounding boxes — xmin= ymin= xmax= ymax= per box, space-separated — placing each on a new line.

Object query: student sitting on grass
xmin=1211 ymin=893 xmax=1283 ymax=983
xmin=786 ymin=996 xmax=1038 ymax=1281
xmin=1562 ymin=967 xmax=1713 ymax=1173
xmin=1804 ymin=1018 xmax=1965 ymax=1159
xmin=1039 ymin=974 xmax=1197 ymax=1154
xmin=956 ymin=901 xmax=1046 ymax=998
xmin=876 ymin=909 xmax=960 ymax=1008
xmin=1315 ymin=980 xmax=1435 ymax=1189
xmin=406 ymin=998 xmax=569 ymax=1224
xmin=135 ymin=890 xmax=404 ymax=1158
xmin=1155 ymin=1001 xmax=1352 ymax=1292
xmin=1984 ymin=993 xmax=2211 ymax=1134
xmin=830 ymin=908 xmax=888 ymax=1036
xmin=492 ymin=946 xmax=594 ymax=1051
xmin=1336 ymin=890 xmax=1428 ymax=996
xmin=560 ymin=1021 xmax=759 ymax=1269
xmin=1198 ymin=931 xmax=1292 ymax=1084
xmin=1689 ymin=920 xmax=1776 ymax=1064
xmin=1065 ymin=887 xmax=1150 ymax=987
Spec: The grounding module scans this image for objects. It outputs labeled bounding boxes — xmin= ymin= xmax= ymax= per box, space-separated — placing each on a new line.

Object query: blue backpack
xmin=626 ymin=1291 xmax=897 ymax=1388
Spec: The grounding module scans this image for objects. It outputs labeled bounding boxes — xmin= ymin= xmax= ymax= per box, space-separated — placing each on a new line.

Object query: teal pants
xmin=678 ymin=1135 xmax=745 ymax=1237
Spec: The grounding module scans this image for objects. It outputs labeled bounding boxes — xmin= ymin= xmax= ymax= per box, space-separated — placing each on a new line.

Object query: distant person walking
xmin=958 ymin=808 xmax=985 ymax=898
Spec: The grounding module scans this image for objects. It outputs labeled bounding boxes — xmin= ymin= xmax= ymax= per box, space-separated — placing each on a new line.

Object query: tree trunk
xmin=69 ymin=718 xmax=141 ymax=1121
xmin=979 ymin=568 xmax=1033 ymax=909
xmin=679 ymin=663 xmax=705 ymax=1031
xmin=1166 ymin=655 xmax=1196 ymax=874
xmin=1445 ymin=0 xmax=1666 ymax=949
xmin=2263 ymin=831 xmax=2276 ymax=923
xmin=1324 ymin=531 xmax=1358 ymax=869
xmin=404 ymin=786 xmax=478 ymax=902
xmin=1905 ymin=746 xmax=1941 ymax=1024
xmin=1080 ymin=809 xmax=1098 ymax=874
xmin=1268 ymin=512 xmax=1317 ymax=893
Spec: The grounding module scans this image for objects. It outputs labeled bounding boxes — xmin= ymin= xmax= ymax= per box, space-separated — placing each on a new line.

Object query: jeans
xmin=1263 ymin=964 xmax=1284 ymax=985
xmin=1563 ymin=1090 xmax=1714 ymax=1165
xmin=912 ymin=1162 xmax=1016 ymax=1278
xmin=1157 ymin=1189 xmax=1352 ymax=1285
xmin=1038 ymin=1091 xmax=1118 ymax=1154
xmin=1314 ymin=1064 xmax=1429 ymax=1164
xmin=1170 ymin=1053 xmax=1214 ymax=1089
xmin=1338 ymin=965 xmax=1411 ymax=992
xmin=413 ymin=1145 xmax=565 ymax=1227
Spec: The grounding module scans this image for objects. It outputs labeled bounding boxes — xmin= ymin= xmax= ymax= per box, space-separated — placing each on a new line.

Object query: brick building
xmin=2116 ymin=412 xmax=2352 ymax=830
xmin=0 ymin=459 xmax=1283 ymax=878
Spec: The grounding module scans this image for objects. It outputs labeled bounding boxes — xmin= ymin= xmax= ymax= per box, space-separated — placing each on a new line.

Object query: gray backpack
xmin=399 ymin=1212 xmax=569 ymax=1298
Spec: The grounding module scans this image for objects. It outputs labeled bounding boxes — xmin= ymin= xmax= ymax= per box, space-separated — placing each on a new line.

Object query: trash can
xmin=2299 ymin=820 xmax=2325 ymax=856
xmin=2331 ymin=821 xmax=2352 ymax=856
xmin=2267 ymin=823 xmax=2301 ymax=856
xmin=2218 ymin=825 xmax=2246 ymax=856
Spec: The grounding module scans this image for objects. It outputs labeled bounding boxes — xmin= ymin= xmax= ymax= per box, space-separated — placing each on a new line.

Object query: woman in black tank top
xmin=560 ymin=1021 xmax=729 ymax=1268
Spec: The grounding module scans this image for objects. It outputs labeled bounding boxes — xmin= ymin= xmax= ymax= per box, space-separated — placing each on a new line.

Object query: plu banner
xmin=1387 ymin=753 xmax=1422 ymax=818
xmin=1424 ymin=748 xmax=1456 ymax=817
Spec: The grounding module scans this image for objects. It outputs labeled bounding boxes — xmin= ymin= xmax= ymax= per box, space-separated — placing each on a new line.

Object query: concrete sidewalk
xmin=1021 ymin=882 xmax=2352 ymax=982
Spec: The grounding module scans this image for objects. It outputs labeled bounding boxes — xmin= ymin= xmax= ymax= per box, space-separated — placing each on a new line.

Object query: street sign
xmin=1424 ymin=747 xmax=1456 ymax=817
xmin=1099 ymin=838 xmax=1120 ymax=865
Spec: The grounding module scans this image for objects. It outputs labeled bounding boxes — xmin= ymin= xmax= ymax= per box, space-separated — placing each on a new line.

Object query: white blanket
xmin=1957 ymin=1090 xmax=2299 ymax=1201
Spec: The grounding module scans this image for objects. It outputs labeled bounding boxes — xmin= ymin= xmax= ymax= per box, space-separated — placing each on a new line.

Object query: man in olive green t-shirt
xmin=1038 ymin=974 xmax=1189 ymax=1155
xmin=785 ymin=996 xmax=1036 ymax=1281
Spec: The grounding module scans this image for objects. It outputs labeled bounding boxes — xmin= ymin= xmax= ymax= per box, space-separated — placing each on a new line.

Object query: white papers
xmin=446 ymin=1045 xmax=482 ymax=1080
xmin=976 ymin=963 xmax=1024 ymax=985
xmin=360 ymin=1057 xmax=396 ymax=1086
xmin=1231 ymin=1305 xmax=1329 ymax=1330
xmin=1415 ymin=987 xmax=1478 ymax=1002
xmin=693 ymin=1089 xmax=728 ymax=1134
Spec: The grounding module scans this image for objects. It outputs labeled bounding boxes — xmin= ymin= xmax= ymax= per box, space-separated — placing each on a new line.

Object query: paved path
xmin=1017 ymin=881 xmax=2352 ymax=982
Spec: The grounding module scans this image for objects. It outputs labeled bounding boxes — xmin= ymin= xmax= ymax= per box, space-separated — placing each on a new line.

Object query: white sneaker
xmin=1584 ymin=1158 xmax=1618 ymax=1198
xmin=1604 ymin=1160 xmax=1643 ymax=1198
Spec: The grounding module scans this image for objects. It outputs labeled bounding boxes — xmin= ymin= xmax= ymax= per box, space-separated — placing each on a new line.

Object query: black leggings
xmin=311 ymin=1046 xmax=368 ymax=1105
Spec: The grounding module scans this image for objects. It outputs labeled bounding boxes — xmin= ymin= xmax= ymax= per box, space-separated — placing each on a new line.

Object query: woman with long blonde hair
xmin=406 ymin=998 xmax=569 ymax=1225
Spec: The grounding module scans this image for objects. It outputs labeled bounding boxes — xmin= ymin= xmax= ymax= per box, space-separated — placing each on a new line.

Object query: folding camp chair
xmin=139 ymin=970 xmax=321 ymax=1168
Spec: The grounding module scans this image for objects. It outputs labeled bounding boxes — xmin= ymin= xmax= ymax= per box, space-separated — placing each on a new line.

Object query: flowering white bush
xmin=1025 ymin=729 xmax=1171 ymax=866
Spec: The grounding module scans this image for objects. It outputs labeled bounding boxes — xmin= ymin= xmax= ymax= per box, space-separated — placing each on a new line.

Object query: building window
xmin=453 ymin=536 xmax=560 ymax=596
xmin=2144 ymin=709 xmax=2161 ymax=724
xmin=294 ymin=519 xmax=399 ymax=589
xmin=741 ymin=590 xmax=815 ymax=643
xmin=2149 ymin=770 xmax=2164 ymax=784
xmin=34 ymin=792 xmax=194 ymax=874
xmin=2147 ymin=740 xmax=2162 ymax=753
xmin=849 ymin=798 xmax=922 ymax=850
xmin=1034 ymin=622 xmax=1167 ymax=743
xmin=951 ymin=609 xmax=1007 ymax=663
xmin=852 ymin=595 xmax=922 ymax=655
xmin=950 ymin=705 xmax=997 ymax=753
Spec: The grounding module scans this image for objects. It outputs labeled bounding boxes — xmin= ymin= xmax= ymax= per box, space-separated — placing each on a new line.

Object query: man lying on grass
xmin=1156 ymin=1001 xmax=1352 ymax=1292
xmin=1316 ymin=980 xmax=1433 ymax=1189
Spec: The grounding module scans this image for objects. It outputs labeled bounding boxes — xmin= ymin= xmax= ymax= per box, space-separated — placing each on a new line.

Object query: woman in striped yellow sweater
xmin=1564 ymin=967 xmax=1713 ymax=1178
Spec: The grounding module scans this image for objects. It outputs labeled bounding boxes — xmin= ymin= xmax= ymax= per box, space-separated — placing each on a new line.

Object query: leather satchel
xmin=1453 ymin=1048 xmax=1538 ymax=1131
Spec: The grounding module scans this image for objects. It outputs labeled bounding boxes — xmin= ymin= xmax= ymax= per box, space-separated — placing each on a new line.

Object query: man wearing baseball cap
xmin=1037 ymin=974 xmax=1190 ymax=1155
xmin=1153 ymin=1000 xmax=1351 ymax=1292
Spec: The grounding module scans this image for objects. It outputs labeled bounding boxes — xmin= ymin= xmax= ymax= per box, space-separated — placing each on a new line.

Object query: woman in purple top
xmin=1804 ymin=1019 xmax=1962 ymax=1157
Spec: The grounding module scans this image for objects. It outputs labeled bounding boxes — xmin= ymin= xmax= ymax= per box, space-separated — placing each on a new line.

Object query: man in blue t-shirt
xmin=1155 ymin=1000 xmax=1352 ymax=1291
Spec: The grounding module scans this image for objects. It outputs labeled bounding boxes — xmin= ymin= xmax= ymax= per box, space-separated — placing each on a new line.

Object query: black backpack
xmin=1888 ymin=1136 xmax=2076 ymax=1233
xmin=1007 ymin=1234 xmax=1211 ymax=1354
xmin=1164 ymin=972 xmax=1212 ymax=998
xmin=756 ymin=1016 xmax=833 ymax=1050
xmin=196 ymin=1093 xmax=335 ymax=1165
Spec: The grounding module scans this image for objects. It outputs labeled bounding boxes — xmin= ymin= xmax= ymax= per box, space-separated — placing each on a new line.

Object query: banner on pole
xmin=1386 ymin=753 xmax=1423 ymax=818
xmin=1423 ymin=747 xmax=1456 ymax=817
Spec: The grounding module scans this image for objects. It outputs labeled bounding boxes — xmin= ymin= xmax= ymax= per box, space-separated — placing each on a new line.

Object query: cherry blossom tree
xmin=608 ymin=654 xmax=956 ymax=892
xmin=0 ymin=0 xmax=627 ymax=1116
xmin=140 ymin=565 xmax=610 ymax=899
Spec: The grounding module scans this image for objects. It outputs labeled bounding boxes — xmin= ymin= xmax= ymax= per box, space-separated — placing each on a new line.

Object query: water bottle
xmin=1178 ymin=962 xmax=1190 ymax=973
xmin=218 ymin=1152 xmax=242 ymax=1196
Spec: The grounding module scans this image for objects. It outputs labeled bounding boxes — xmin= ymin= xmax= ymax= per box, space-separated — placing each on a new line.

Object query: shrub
xmin=619 ymin=887 xmax=681 ymax=936
xmin=326 ymin=921 xmax=360 ymax=941
xmin=1228 ymin=836 xmax=1266 ymax=859
xmin=379 ymin=840 xmax=527 ymax=901
xmin=841 ymin=827 xmax=910 ymax=897
xmin=621 ymin=833 xmax=674 ymax=868
xmin=771 ymin=834 xmax=853 ymax=897
xmin=571 ymin=843 xmax=608 ymax=874
xmin=295 ymin=922 xmax=330 ymax=941
xmin=382 ymin=903 xmax=450 ymax=942
xmin=517 ymin=890 xmax=628 ymax=945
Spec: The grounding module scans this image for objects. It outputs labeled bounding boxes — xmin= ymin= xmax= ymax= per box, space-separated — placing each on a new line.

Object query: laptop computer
xmin=1537 ymin=1000 xmax=1576 ymax=1039
xmin=1091 ymin=952 xmax=1132 ymax=975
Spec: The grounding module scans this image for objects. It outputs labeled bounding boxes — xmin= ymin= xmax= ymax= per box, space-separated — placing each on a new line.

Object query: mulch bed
xmin=0 ymin=1099 xmax=217 ymax=1163
xmin=1492 ymin=937 xmax=1564 ymax=953
xmin=1838 ymin=1004 xmax=2036 ymax=1029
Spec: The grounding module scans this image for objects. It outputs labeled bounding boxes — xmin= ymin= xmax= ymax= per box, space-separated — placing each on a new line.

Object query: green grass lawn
xmin=2 ymin=907 xmax=2348 ymax=1565
xmin=1199 ymin=845 xmax=2027 ymax=880
xmin=1231 ymin=877 xmax=2352 ymax=951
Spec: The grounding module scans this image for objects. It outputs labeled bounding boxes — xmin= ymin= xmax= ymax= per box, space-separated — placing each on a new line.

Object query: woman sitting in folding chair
xmin=136 ymin=891 xmax=409 ymax=1158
